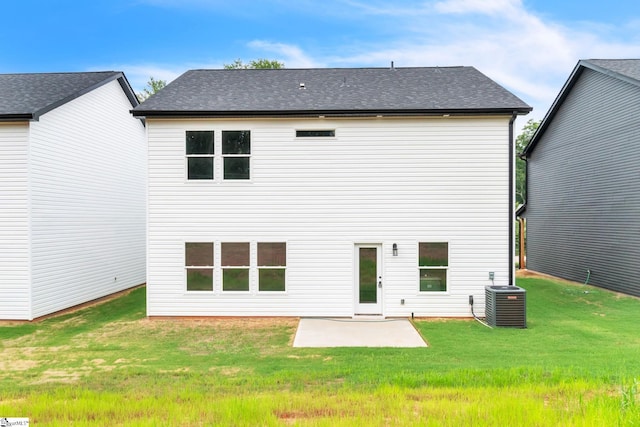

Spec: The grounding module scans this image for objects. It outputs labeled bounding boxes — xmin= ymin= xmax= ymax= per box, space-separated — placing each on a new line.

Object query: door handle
xmin=378 ymin=276 xmax=382 ymax=288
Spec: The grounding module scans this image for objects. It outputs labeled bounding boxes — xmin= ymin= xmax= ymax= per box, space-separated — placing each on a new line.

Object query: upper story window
xmin=222 ymin=131 xmax=251 ymax=180
xmin=186 ymin=131 xmax=214 ymax=180
xmin=419 ymin=242 xmax=448 ymax=292
xmin=296 ymin=130 xmax=335 ymax=138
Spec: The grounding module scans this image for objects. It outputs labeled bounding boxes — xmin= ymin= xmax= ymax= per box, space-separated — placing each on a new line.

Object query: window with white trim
xmin=419 ymin=242 xmax=448 ymax=292
xmin=186 ymin=131 xmax=214 ymax=180
xmin=185 ymin=243 xmax=214 ymax=291
xmin=222 ymin=131 xmax=250 ymax=180
xmin=258 ymin=242 xmax=286 ymax=292
xmin=221 ymin=242 xmax=250 ymax=291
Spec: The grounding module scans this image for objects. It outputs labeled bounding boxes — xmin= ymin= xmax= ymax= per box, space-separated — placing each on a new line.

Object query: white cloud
xmin=115 ymin=0 xmax=640 ymax=126
xmin=325 ymin=0 xmax=640 ymax=123
xmin=247 ymin=41 xmax=322 ymax=68
xmin=433 ymin=0 xmax=521 ymax=15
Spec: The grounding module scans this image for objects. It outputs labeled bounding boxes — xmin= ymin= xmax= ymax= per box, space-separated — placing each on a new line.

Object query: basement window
xmin=296 ymin=130 xmax=335 ymax=138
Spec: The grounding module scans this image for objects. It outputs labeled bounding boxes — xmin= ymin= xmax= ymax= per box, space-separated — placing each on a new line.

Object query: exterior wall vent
xmin=485 ymin=285 xmax=526 ymax=328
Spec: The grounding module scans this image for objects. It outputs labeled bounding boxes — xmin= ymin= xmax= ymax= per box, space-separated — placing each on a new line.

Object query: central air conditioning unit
xmin=485 ymin=285 xmax=526 ymax=328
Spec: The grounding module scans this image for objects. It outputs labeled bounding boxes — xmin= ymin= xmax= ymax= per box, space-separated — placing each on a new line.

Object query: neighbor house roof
xmin=0 ymin=71 xmax=139 ymax=121
xmin=132 ymin=67 xmax=531 ymax=118
xmin=522 ymin=59 xmax=640 ymax=157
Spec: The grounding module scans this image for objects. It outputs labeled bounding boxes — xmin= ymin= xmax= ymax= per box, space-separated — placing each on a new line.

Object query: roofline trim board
xmin=131 ymin=107 xmax=532 ymax=119
xmin=0 ymin=114 xmax=33 ymax=122
xmin=116 ymin=75 xmax=141 ymax=109
xmin=522 ymin=62 xmax=584 ymax=157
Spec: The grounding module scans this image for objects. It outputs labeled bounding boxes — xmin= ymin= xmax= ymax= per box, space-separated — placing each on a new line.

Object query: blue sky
xmin=3 ymin=0 xmax=640 ymax=124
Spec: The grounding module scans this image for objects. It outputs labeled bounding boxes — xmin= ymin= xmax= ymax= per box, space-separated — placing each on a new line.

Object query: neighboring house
xmin=520 ymin=59 xmax=640 ymax=297
xmin=0 ymin=72 xmax=146 ymax=320
xmin=132 ymin=66 xmax=530 ymax=318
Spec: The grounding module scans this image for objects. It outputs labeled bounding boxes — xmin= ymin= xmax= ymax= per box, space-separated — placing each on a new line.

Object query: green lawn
xmin=1 ymin=275 xmax=640 ymax=425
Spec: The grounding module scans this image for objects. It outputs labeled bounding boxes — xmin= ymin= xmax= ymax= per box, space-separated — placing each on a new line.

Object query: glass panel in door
xmin=359 ymin=247 xmax=377 ymax=303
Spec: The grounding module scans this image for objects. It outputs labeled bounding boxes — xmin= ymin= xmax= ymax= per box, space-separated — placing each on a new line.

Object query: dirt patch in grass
xmin=35 ymin=368 xmax=86 ymax=384
xmin=208 ymin=365 xmax=255 ymax=376
xmin=0 ymin=359 xmax=39 ymax=371
xmin=0 ymin=316 xmax=299 ymax=386
xmin=146 ymin=317 xmax=299 ymax=329
xmin=275 ymin=407 xmax=344 ymax=421
xmin=137 ymin=317 xmax=299 ymax=355
xmin=516 ymin=269 xmax=559 ymax=280
xmin=190 ymin=327 xmax=294 ymax=354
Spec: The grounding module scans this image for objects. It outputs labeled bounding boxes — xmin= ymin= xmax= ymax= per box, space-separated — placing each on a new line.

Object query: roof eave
xmin=0 ymin=114 xmax=33 ymax=122
xmin=132 ymin=107 xmax=532 ymax=119
xmin=30 ymin=72 xmax=138 ymax=121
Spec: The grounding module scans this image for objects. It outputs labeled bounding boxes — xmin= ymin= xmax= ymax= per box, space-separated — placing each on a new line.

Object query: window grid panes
xmin=222 ymin=242 xmax=250 ymax=291
xmin=186 ymin=131 xmax=214 ymax=180
xmin=185 ymin=243 xmax=214 ymax=291
xmin=258 ymin=243 xmax=286 ymax=292
xmin=222 ymin=131 xmax=250 ymax=180
xmin=419 ymin=242 xmax=448 ymax=292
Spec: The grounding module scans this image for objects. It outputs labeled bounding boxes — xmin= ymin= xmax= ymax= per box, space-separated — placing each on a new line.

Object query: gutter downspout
xmin=509 ymin=112 xmax=517 ymax=286
xmin=517 ymin=151 xmax=528 ymax=270
xmin=517 ymin=216 xmax=526 ymax=269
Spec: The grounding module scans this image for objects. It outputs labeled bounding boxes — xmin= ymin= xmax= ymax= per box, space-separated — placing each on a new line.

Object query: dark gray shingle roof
xmin=133 ymin=67 xmax=531 ymax=117
xmin=585 ymin=59 xmax=640 ymax=83
xmin=0 ymin=71 xmax=138 ymax=120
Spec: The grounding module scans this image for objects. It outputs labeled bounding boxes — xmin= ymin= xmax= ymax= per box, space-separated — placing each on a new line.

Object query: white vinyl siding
xmin=0 ymin=123 xmax=31 ymax=320
xmin=147 ymin=116 xmax=510 ymax=317
xmin=27 ymin=80 xmax=146 ymax=319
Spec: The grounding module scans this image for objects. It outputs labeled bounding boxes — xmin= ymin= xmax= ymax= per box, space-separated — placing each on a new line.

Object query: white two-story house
xmin=1 ymin=72 xmax=146 ymax=320
xmin=132 ymin=66 xmax=530 ymax=318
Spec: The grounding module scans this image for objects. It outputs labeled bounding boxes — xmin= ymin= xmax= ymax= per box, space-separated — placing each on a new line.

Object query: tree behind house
xmin=224 ymin=59 xmax=285 ymax=69
xmin=515 ymin=119 xmax=540 ymax=207
xmin=137 ymin=77 xmax=167 ymax=102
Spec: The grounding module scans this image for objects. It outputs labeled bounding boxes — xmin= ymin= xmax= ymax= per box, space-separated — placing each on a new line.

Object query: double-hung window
xmin=258 ymin=243 xmax=287 ymax=292
xmin=221 ymin=242 xmax=250 ymax=291
xmin=222 ymin=131 xmax=251 ymax=180
xmin=186 ymin=131 xmax=214 ymax=180
xmin=185 ymin=243 xmax=214 ymax=291
xmin=419 ymin=242 xmax=448 ymax=292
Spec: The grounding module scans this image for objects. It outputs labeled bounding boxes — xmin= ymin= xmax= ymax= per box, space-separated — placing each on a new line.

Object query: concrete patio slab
xmin=293 ymin=318 xmax=428 ymax=348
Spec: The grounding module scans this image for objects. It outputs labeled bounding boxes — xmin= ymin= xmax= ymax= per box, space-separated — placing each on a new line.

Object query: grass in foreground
xmin=1 ymin=275 xmax=640 ymax=425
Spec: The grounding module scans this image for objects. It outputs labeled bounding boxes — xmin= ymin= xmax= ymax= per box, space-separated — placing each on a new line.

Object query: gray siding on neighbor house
xmin=526 ymin=68 xmax=640 ymax=296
